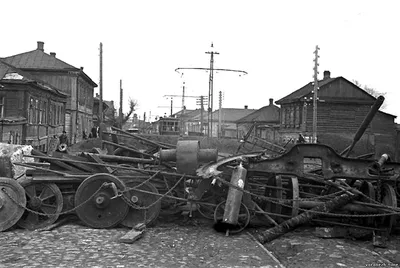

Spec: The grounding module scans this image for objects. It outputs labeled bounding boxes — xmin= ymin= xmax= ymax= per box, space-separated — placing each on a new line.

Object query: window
xmin=42 ymin=101 xmax=47 ymax=124
xmin=0 ymin=97 xmax=4 ymax=118
xmin=29 ymin=97 xmax=35 ymax=124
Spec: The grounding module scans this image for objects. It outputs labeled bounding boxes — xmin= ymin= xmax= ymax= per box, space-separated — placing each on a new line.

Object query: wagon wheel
xmin=281 ymin=176 xmax=300 ymax=217
xmin=214 ymin=201 xmax=250 ymax=234
xmin=0 ymin=178 xmax=26 ymax=231
xmin=377 ymin=184 xmax=397 ymax=233
xmin=263 ymin=175 xmax=283 ymax=221
xmin=359 ymin=181 xmax=376 ymax=226
xmin=75 ymin=173 xmax=128 ymax=228
xmin=120 ymin=178 xmax=161 ymax=228
xmin=198 ymin=184 xmax=227 ymax=220
xmin=17 ymin=182 xmax=63 ymax=230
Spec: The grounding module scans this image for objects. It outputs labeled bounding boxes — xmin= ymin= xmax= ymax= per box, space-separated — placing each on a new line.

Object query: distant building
xmin=2 ymin=41 xmax=97 ymax=144
xmin=0 ymin=60 xmax=67 ymax=151
xmin=276 ymin=70 xmax=397 ymax=158
xmin=208 ymin=107 xmax=257 ymax=138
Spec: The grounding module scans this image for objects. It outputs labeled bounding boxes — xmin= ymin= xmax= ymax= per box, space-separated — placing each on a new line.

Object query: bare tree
xmin=352 ymin=80 xmax=387 ymax=109
xmin=109 ymin=98 xmax=138 ymax=127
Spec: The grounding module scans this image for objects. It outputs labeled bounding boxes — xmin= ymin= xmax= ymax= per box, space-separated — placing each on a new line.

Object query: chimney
xmin=37 ymin=41 xmax=44 ymax=51
xmin=50 ymin=52 xmax=56 ymax=57
xmin=323 ymin=70 xmax=331 ymax=80
xmin=244 ymin=105 xmax=248 ymax=109
xmin=269 ymin=98 xmax=274 ymax=106
xmin=80 ymin=67 xmax=84 ymax=71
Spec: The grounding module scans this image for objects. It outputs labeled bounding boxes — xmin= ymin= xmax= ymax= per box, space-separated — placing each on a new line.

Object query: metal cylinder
xmin=223 ymin=163 xmax=247 ymax=225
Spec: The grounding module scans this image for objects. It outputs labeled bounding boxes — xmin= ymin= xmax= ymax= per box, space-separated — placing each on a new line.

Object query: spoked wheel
xmin=17 ymin=182 xmax=63 ymax=230
xmin=75 ymin=173 xmax=128 ymax=228
xmin=0 ymin=178 xmax=26 ymax=231
xmin=359 ymin=181 xmax=376 ymax=226
xmin=120 ymin=178 xmax=161 ymax=228
xmin=377 ymin=184 xmax=397 ymax=233
xmin=281 ymin=176 xmax=300 ymax=218
xmin=214 ymin=200 xmax=250 ymax=234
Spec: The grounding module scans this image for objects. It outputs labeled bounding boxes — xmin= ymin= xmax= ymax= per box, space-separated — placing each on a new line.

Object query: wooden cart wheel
xmin=17 ymin=182 xmax=63 ymax=230
xmin=0 ymin=178 xmax=26 ymax=232
xmin=214 ymin=200 xmax=250 ymax=234
xmin=377 ymin=184 xmax=397 ymax=233
xmin=75 ymin=173 xmax=128 ymax=228
xmin=359 ymin=181 xmax=376 ymax=226
xmin=281 ymin=176 xmax=300 ymax=217
xmin=120 ymin=178 xmax=161 ymax=227
xmin=263 ymin=175 xmax=283 ymax=221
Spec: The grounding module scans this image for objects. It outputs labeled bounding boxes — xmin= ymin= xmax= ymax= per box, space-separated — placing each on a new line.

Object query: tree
xmin=109 ymin=98 xmax=138 ymax=127
xmin=352 ymin=80 xmax=387 ymax=109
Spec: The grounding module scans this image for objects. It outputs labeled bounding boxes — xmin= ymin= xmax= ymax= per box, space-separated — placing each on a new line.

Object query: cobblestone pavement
xmin=0 ymin=221 xmax=282 ymax=268
xmin=1 ymin=219 xmax=399 ymax=268
xmin=252 ymin=226 xmax=400 ymax=268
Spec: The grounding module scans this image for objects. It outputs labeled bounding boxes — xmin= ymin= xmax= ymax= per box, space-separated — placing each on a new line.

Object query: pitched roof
xmin=1 ymin=42 xmax=97 ymax=87
xmin=211 ymin=108 xmax=257 ymax=122
xmin=236 ymin=103 xmax=280 ymax=123
xmin=276 ymin=77 xmax=336 ymax=104
xmin=2 ymin=49 xmax=77 ymax=70
xmin=0 ymin=59 xmax=67 ymax=98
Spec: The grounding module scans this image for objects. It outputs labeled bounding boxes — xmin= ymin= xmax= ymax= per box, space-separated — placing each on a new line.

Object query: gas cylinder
xmin=222 ymin=162 xmax=247 ymax=225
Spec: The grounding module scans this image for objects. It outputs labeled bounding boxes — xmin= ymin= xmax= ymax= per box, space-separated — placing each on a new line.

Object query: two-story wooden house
xmin=1 ymin=41 xmax=97 ymax=144
xmin=276 ymin=70 xmax=397 ymax=158
xmin=0 ymin=60 xmax=67 ymax=151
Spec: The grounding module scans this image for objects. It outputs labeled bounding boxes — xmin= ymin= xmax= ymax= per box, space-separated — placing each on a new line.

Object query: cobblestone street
xmin=1 ymin=218 xmax=399 ymax=268
xmin=0 ymin=221 xmax=283 ymax=268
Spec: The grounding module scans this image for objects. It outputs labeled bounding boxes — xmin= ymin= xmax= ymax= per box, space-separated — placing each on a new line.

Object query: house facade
xmin=276 ymin=70 xmax=397 ymax=158
xmin=0 ymin=60 xmax=67 ymax=151
xmin=236 ymin=98 xmax=280 ymax=141
xmin=2 ymin=41 xmax=97 ymax=144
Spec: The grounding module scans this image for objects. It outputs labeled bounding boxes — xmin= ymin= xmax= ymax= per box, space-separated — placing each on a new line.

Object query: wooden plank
xmin=32 ymin=175 xmax=84 ymax=183
xmin=31 ymin=149 xmax=82 ymax=173
xmin=52 ymin=151 xmax=100 ymax=173
xmin=85 ymin=153 xmax=113 ymax=173
xmin=119 ymin=223 xmax=146 ymax=244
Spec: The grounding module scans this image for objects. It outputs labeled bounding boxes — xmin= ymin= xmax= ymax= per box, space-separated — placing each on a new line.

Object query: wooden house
xmin=1 ymin=41 xmax=97 ymax=144
xmin=0 ymin=60 xmax=67 ymax=151
xmin=275 ymin=70 xmax=397 ymax=158
xmin=236 ymin=98 xmax=280 ymax=141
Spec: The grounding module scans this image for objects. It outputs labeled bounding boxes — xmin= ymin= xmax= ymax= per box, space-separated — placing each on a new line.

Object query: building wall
xmin=27 ymin=71 xmax=95 ymax=144
xmin=0 ymin=83 xmax=66 ymax=151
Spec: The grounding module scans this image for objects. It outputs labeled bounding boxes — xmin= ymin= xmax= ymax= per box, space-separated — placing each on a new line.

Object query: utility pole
xmin=119 ymin=79 xmax=123 ymax=129
xmin=99 ymin=42 xmax=103 ymax=125
xmin=218 ymin=91 xmax=222 ymax=138
xmin=312 ymin=45 xmax=320 ymax=143
xmin=170 ymin=98 xmax=173 ymax=117
xmin=200 ymin=96 xmax=204 ymax=135
xmin=205 ymin=43 xmax=219 ymax=138
xmin=181 ymin=82 xmax=185 ymax=135
xmin=175 ymin=45 xmax=247 ymax=137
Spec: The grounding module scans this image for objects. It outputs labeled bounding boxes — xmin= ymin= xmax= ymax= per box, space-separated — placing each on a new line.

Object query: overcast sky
xmin=2 ymin=0 xmax=399 ymax=122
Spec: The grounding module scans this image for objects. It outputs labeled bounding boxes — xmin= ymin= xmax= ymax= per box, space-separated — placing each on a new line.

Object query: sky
xmin=1 ymin=0 xmax=400 ymax=122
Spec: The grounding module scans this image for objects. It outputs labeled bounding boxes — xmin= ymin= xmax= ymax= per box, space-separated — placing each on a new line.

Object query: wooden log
xmin=256 ymin=191 xmax=358 ymax=244
xmin=111 ymin=126 xmax=175 ymax=149
xmin=83 ymin=152 xmax=156 ymax=164
xmin=31 ymin=149 xmax=82 ymax=173
xmin=102 ymin=140 xmax=155 ymax=158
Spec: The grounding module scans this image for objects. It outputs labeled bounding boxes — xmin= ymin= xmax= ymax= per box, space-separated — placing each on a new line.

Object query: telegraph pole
xmin=181 ymin=82 xmax=185 ymax=135
xmin=218 ymin=91 xmax=222 ymax=138
xmin=312 ymin=45 xmax=320 ymax=143
xmin=119 ymin=79 xmax=123 ymax=129
xmin=99 ymin=42 xmax=103 ymax=125
xmin=205 ymin=43 xmax=219 ymax=137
